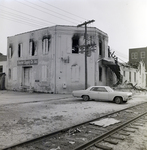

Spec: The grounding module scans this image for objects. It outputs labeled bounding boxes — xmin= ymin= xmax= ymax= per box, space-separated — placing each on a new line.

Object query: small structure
xmin=7 ymin=25 xmax=121 ymax=93
xmin=0 ymin=53 xmax=7 ymax=90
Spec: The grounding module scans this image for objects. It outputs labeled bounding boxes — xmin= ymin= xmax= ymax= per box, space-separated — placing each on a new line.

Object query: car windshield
xmin=106 ymin=87 xmax=114 ymax=92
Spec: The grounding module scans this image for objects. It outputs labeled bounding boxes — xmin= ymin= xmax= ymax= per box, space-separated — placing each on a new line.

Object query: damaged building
xmin=6 ymin=25 xmax=120 ymax=93
xmin=119 ymin=61 xmax=146 ymax=88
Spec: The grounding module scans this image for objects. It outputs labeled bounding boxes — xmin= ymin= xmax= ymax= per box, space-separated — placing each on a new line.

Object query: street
xmin=0 ymin=91 xmax=147 ymax=149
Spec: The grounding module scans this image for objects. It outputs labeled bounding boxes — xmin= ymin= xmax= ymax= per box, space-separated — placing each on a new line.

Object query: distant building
xmin=119 ymin=61 xmax=146 ymax=88
xmin=0 ymin=53 xmax=7 ymax=90
xmin=7 ymin=25 xmax=121 ymax=93
xmin=129 ymin=47 xmax=147 ymax=86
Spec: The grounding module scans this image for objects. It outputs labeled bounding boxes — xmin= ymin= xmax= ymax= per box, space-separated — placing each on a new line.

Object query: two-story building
xmin=6 ymin=25 xmax=121 ymax=93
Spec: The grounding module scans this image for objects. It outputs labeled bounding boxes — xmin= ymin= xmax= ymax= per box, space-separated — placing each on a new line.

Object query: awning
xmin=102 ymin=59 xmax=122 ymax=83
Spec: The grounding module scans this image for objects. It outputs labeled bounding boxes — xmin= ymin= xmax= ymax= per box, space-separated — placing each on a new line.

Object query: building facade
xmin=7 ymin=25 xmax=120 ymax=93
xmin=129 ymin=47 xmax=147 ymax=86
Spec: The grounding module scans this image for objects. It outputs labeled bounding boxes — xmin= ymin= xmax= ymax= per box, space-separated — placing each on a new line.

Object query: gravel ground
xmin=0 ymin=91 xmax=147 ymax=149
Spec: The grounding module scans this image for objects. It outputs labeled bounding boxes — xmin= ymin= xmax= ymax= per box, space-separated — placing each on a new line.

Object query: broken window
xmin=72 ymin=35 xmax=79 ymax=54
xmin=29 ymin=39 xmax=37 ymax=56
xmin=18 ymin=43 xmax=23 ymax=57
xmin=42 ymin=35 xmax=51 ymax=55
xmin=99 ymin=66 xmax=102 ymax=81
xmin=99 ymin=40 xmax=102 ymax=56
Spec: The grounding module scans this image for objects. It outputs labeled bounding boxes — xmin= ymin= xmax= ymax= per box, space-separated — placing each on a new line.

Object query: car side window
xmin=91 ymin=87 xmax=99 ymax=91
xmin=97 ymin=87 xmax=107 ymax=92
xmin=91 ymin=87 xmax=107 ymax=92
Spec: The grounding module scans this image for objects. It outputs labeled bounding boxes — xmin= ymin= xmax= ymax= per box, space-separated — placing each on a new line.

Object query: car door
xmin=96 ymin=87 xmax=109 ymax=100
xmin=88 ymin=87 xmax=100 ymax=99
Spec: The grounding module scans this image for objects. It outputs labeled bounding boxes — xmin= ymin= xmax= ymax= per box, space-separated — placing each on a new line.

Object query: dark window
xmin=18 ymin=43 xmax=22 ymax=57
xmin=29 ymin=40 xmax=37 ymax=56
xmin=99 ymin=66 xmax=102 ymax=81
xmin=72 ymin=35 xmax=79 ymax=53
xmin=108 ymin=46 xmax=111 ymax=57
xmin=99 ymin=40 xmax=102 ymax=56
xmin=0 ymin=66 xmax=3 ymax=73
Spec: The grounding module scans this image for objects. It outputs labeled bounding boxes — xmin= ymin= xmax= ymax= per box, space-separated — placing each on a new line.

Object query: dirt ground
xmin=0 ymin=91 xmax=147 ymax=149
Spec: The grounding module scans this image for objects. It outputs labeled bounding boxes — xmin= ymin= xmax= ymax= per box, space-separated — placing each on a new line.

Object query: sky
xmin=0 ymin=0 xmax=147 ymax=62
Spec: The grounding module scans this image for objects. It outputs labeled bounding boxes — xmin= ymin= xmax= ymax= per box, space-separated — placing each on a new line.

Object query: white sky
xmin=0 ymin=0 xmax=147 ymax=62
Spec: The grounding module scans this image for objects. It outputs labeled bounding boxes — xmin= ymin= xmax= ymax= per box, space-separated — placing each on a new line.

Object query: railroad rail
xmin=3 ymin=102 xmax=147 ymax=150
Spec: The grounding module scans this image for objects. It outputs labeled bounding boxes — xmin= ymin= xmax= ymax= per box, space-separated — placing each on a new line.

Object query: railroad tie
xmin=118 ymin=132 xmax=130 ymax=136
xmin=128 ymin=126 xmax=139 ymax=130
xmin=122 ymin=129 xmax=135 ymax=132
xmin=95 ymin=143 xmax=113 ymax=150
xmin=103 ymin=139 xmax=118 ymax=145
xmin=131 ymin=123 xmax=144 ymax=126
xmin=110 ymin=135 xmax=124 ymax=140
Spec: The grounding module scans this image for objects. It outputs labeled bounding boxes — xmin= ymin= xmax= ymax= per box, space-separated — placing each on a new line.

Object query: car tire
xmin=114 ymin=96 xmax=123 ymax=104
xmin=82 ymin=95 xmax=90 ymax=101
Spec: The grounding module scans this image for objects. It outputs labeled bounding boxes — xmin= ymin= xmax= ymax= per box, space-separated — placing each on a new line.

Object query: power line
xmin=0 ymin=4 xmax=56 ymax=25
xmin=0 ymin=9 xmax=48 ymax=27
xmin=25 ymin=0 xmax=82 ymax=23
xmin=15 ymin=0 xmax=78 ymax=25
xmin=39 ymin=0 xmax=87 ymax=21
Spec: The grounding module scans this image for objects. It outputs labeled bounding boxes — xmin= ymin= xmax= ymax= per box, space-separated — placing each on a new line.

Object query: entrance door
xmin=24 ymin=67 xmax=32 ymax=86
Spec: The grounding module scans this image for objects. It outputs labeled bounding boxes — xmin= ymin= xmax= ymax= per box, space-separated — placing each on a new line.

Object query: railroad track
xmin=3 ymin=102 xmax=147 ymax=150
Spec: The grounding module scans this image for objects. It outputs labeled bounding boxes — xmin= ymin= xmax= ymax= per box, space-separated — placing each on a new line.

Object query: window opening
xmin=18 ymin=43 xmax=22 ymax=57
xmin=134 ymin=72 xmax=136 ymax=82
xmin=29 ymin=40 xmax=37 ymax=56
xmin=141 ymin=52 xmax=145 ymax=59
xmin=0 ymin=66 xmax=3 ymax=73
xmin=9 ymin=69 xmax=11 ymax=79
xmin=99 ymin=66 xmax=102 ymax=81
xmin=99 ymin=40 xmax=102 ymax=56
xmin=129 ymin=72 xmax=131 ymax=82
xmin=8 ymin=45 xmax=13 ymax=58
xmin=42 ymin=35 xmax=51 ymax=54
xmin=72 ymin=35 xmax=79 ymax=53
xmin=108 ymin=46 xmax=111 ymax=57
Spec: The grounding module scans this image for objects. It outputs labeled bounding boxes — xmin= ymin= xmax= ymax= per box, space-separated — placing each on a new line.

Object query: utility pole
xmin=77 ymin=20 xmax=95 ymax=89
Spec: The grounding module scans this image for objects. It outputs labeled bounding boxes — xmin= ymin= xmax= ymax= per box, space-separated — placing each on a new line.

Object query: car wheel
xmin=82 ymin=95 xmax=90 ymax=101
xmin=114 ymin=97 xmax=123 ymax=104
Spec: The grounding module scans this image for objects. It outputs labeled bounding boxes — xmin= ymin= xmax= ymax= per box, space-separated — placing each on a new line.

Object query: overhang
xmin=102 ymin=59 xmax=122 ymax=83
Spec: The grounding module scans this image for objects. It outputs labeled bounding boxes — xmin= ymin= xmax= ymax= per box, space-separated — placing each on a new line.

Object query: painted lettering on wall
xmin=17 ymin=59 xmax=38 ymax=66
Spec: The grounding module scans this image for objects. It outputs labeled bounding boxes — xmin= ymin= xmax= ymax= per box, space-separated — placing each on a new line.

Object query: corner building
xmin=7 ymin=25 xmax=119 ymax=93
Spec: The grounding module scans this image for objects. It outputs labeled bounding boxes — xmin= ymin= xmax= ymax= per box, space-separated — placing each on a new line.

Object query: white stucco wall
xmin=7 ymin=25 xmax=116 ymax=93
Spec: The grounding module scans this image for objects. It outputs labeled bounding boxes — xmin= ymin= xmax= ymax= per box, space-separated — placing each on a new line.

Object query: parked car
xmin=72 ymin=86 xmax=132 ymax=104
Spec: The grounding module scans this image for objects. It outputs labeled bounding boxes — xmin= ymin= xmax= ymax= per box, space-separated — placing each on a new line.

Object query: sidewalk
xmin=0 ymin=90 xmax=73 ymax=105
